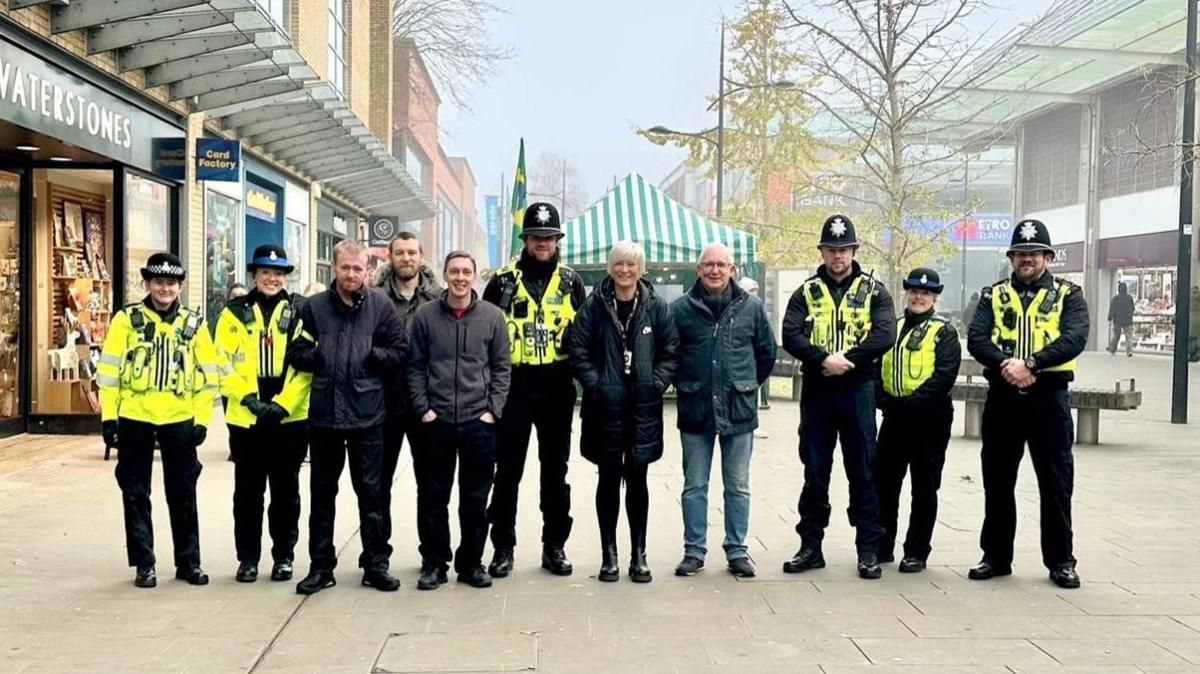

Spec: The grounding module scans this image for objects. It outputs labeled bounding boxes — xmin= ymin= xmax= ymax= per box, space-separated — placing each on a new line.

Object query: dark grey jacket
xmin=374 ymin=264 xmax=441 ymax=414
xmin=671 ymin=281 xmax=777 ymax=436
xmin=288 ymin=286 xmax=406 ymax=430
xmin=407 ymin=291 xmax=511 ymax=424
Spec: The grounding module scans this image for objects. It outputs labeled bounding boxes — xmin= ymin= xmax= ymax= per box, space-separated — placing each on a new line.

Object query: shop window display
xmin=206 ymin=191 xmax=240 ymax=323
xmin=0 ymin=173 xmax=20 ymax=420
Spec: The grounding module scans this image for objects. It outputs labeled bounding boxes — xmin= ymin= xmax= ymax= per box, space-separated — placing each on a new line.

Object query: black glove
xmin=102 ymin=420 xmax=119 ymax=448
xmin=242 ymin=394 xmax=270 ymax=417
xmin=258 ymin=402 xmax=289 ymax=424
xmin=192 ymin=425 xmax=207 ymax=448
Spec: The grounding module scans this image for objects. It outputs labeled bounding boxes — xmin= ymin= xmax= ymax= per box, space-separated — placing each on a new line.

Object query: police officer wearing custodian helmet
xmin=966 ymin=219 xmax=1088 ymax=589
xmin=97 ymin=253 xmax=222 ymax=588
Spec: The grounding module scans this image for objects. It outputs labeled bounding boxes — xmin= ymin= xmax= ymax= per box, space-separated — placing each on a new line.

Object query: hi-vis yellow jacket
xmin=97 ymin=300 xmax=220 ymax=426
xmin=213 ymin=293 xmax=311 ymax=428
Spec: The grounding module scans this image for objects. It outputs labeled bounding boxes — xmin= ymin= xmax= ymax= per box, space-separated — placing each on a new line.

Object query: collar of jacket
xmin=517 ymin=248 xmax=560 ymax=282
xmin=901 ymin=307 xmax=936 ymax=336
xmin=142 ymin=296 xmax=180 ymax=323
xmin=375 ymin=263 xmax=440 ymax=300
xmin=329 ymin=285 xmax=366 ymax=313
xmin=687 ymin=278 xmax=746 ymax=319
xmin=246 ymin=287 xmax=289 ymax=312
xmin=1008 ymin=270 xmax=1056 ymax=293
xmin=437 ymin=288 xmax=480 ymax=315
xmin=599 ymin=275 xmax=655 ymax=302
xmin=816 ymin=260 xmax=863 ymax=289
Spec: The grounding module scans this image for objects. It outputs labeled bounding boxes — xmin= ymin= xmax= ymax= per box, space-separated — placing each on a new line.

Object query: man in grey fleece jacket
xmin=407 ymin=251 xmax=510 ymax=589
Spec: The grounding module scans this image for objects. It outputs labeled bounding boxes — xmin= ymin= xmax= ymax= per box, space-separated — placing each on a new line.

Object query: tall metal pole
xmin=961 ymin=153 xmax=969 ymax=313
xmin=561 ymin=159 xmax=568 ymax=216
xmin=1172 ymin=0 xmax=1196 ymax=424
xmin=716 ymin=21 xmax=726 ymax=218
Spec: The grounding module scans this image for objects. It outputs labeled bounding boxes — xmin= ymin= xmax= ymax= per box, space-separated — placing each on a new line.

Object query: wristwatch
xmin=1023 ymin=356 xmax=1039 ymax=372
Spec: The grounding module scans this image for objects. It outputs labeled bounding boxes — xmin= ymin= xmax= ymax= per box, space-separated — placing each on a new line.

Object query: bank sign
xmin=902 ymin=213 xmax=1014 ymax=247
xmin=0 ymin=34 xmax=184 ymax=176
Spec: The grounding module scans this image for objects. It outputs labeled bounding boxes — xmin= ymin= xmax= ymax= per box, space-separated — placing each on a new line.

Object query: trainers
xmin=674 ymin=556 xmax=705 ymax=577
xmin=417 ymin=565 xmax=448 ymax=591
xmin=727 ymin=557 xmax=756 ymax=578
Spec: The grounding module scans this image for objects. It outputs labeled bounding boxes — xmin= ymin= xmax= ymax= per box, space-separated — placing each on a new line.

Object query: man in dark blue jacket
xmin=671 ymin=243 xmax=776 ymax=580
xmin=781 ymin=215 xmax=896 ymax=580
xmin=287 ymin=240 xmax=406 ymax=595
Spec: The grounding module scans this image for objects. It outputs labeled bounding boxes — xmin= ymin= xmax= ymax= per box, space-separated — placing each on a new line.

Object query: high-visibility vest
xmin=989 ymin=278 xmax=1077 ymax=373
xmin=801 ymin=273 xmax=875 ymax=352
xmin=881 ymin=315 xmax=948 ymax=397
xmin=494 ymin=261 xmax=578 ymax=366
xmin=97 ymin=301 xmax=220 ymax=426
xmin=213 ymin=294 xmax=311 ymax=429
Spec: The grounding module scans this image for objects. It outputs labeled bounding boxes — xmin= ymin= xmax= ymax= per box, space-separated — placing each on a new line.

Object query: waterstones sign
xmin=0 ymin=34 xmax=184 ymax=175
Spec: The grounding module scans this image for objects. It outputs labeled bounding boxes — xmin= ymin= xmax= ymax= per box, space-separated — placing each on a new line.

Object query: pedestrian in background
xmin=214 ymin=245 xmax=311 ymax=584
xmin=737 ymin=275 xmax=771 ymax=435
xmin=782 ymin=214 xmax=895 ymax=580
xmin=875 ymin=268 xmax=960 ymax=573
xmin=1107 ymin=281 xmax=1135 ymax=356
xmin=671 ymin=243 xmax=776 ymax=579
xmin=97 ymin=253 xmax=220 ymax=588
xmin=407 ymin=251 xmax=510 ymax=590
xmin=227 ymin=283 xmax=248 ymax=302
xmin=288 ymin=240 xmax=407 ymax=595
xmin=569 ymin=241 xmax=679 ymax=583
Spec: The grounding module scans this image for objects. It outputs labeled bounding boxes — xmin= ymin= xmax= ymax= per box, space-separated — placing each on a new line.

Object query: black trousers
xmin=307 ymin=425 xmax=388 ymax=573
xmin=595 ymin=459 xmax=649 ymax=548
xmin=488 ymin=369 xmax=576 ymax=550
xmin=795 ymin=380 xmax=884 ymax=553
xmin=380 ymin=412 xmax=418 ymax=565
xmin=875 ymin=407 xmax=951 ymax=561
xmin=230 ymin=422 xmax=307 ymax=565
xmin=979 ymin=385 xmax=1076 ymax=571
xmin=114 ymin=418 xmax=201 ymax=570
xmin=414 ymin=419 xmax=497 ymax=573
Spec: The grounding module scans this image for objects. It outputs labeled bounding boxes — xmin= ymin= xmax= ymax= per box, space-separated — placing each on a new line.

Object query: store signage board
xmin=153 ymin=138 xmax=186 ymax=181
xmin=368 ymin=215 xmax=399 ymax=247
xmin=246 ymin=186 xmax=278 ymax=222
xmin=196 ymin=138 xmax=240 ymax=182
xmin=0 ymin=34 xmax=184 ymax=176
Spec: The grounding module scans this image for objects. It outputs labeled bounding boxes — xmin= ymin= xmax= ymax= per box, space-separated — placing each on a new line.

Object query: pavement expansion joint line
xmin=1026 ymin=638 xmax=1063 ymax=665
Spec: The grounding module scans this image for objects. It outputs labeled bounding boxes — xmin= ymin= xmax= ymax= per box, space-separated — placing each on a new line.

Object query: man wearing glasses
xmin=671 ymin=243 xmax=776 ymax=579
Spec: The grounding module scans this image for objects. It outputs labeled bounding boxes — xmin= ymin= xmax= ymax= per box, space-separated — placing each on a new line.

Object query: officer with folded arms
xmin=97 ymin=253 xmax=221 ymax=588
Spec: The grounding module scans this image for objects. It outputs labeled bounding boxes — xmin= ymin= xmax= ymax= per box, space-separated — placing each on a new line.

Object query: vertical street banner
xmin=485 ymin=195 xmax=500 ymax=269
xmin=510 ymin=138 xmax=527 ymax=257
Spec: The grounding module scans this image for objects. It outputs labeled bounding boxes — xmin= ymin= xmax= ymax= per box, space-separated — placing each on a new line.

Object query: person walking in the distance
xmin=569 ymin=241 xmax=679 ymax=583
xmin=1107 ymin=282 xmax=1135 ymax=357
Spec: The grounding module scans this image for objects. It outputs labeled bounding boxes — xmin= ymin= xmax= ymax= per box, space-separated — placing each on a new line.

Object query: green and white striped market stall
xmin=561 ymin=172 xmax=757 ymax=268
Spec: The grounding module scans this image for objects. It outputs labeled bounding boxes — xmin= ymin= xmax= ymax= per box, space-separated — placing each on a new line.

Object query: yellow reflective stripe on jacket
xmin=214 ymin=299 xmax=311 ymax=428
xmin=804 ymin=275 xmax=874 ymax=352
xmin=989 ymin=280 xmax=1076 ymax=373
xmin=499 ymin=262 xmax=578 ymax=366
xmin=881 ymin=317 xmax=946 ymax=397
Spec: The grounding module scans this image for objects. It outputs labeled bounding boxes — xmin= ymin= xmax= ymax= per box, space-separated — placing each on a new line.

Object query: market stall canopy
xmin=562 ymin=173 xmax=757 ymax=267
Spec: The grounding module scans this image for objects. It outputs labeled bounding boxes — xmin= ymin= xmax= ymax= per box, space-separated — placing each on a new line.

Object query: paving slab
xmin=1029 ymin=638 xmax=1189 ymax=667
xmin=853 ymin=637 xmax=1059 ymax=667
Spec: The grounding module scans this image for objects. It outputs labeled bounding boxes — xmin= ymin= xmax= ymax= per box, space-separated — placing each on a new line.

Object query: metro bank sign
xmin=902 ymin=213 xmax=1014 ymax=247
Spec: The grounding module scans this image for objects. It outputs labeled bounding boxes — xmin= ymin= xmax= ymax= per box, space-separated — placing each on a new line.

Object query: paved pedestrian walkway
xmin=1 ymin=353 xmax=1198 ymax=673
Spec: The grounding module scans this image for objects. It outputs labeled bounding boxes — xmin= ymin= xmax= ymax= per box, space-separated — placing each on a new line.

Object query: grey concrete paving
xmin=0 ymin=352 xmax=1198 ymax=673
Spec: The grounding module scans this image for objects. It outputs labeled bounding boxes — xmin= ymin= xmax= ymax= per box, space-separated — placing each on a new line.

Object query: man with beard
xmin=373 ymin=231 xmax=441 ymax=567
xmin=966 ymin=219 xmax=1088 ymax=589
xmin=483 ymin=202 xmax=587 ymax=578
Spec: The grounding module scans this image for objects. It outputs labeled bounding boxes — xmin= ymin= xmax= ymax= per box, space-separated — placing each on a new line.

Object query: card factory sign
xmin=0 ymin=34 xmax=184 ymax=175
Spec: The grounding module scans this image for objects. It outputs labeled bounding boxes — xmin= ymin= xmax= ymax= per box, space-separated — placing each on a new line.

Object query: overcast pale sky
xmin=439 ymin=0 xmax=1054 ymax=213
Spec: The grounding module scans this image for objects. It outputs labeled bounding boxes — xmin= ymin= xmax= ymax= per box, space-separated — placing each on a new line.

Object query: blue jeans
xmin=680 ymin=431 xmax=753 ymax=561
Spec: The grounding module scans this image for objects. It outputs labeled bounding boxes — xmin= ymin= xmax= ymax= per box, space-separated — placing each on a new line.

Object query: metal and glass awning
xmin=12 ymin=0 xmax=434 ymax=219
xmin=936 ymin=0 xmax=1188 ymax=138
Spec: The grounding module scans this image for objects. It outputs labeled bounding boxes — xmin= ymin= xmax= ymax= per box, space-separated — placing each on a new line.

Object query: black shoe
xmin=1049 ymin=566 xmax=1081 ymax=589
xmin=488 ymin=549 xmax=514 ymax=578
xmin=728 ymin=557 xmax=756 ymax=578
xmin=175 ymin=567 xmax=209 ymax=585
xmin=236 ymin=562 xmax=258 ymax=583
xmin=134 ymin=566 xmax=157 ymax=588
xmin=361 ymin=569 xmax=401 ymax=592
xmin=628 ymin=548 xmax=652 ymax=583
xmin=457 ymin=567 xmax=493 ymax=588
xmin=541 ymin=547 xmax=573 ymax=576
xmin=674 ymin=555 xmax=705 ymax=577
xmin=898 ymin=557 xmax=926 ymax=573
xmin=296 ymin=570 xmax=336 ymax=595
xmin=270 ymin=561 xmax=293 ymax=582
xmin=858 ymin=552 xmax=882 ymax=580
xmin=967 ymin=560 xmax=1013 ymax=581
xmin=417 ymin=565 xmax=448 ymax=591
xmin=598 ymin=543 xmax=619 ymax=583
xmin=782 ymin=547 xmax=825 ymax=573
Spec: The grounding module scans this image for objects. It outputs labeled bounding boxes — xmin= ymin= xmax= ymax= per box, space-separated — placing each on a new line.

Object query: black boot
xmin=628 ymin=528 xmax=651 ymax=583
xmin=598 ymin=529 xmax=619 ymax=583
xmin=134 ymin=566 xmax=157 ymax=589
xmin=488 ymin=548 xmax=514 ymax=578
xmin=541 ymin=546 xmax=573 ymax=576
xmin=235 ymin=562 xmax=258 ymax=583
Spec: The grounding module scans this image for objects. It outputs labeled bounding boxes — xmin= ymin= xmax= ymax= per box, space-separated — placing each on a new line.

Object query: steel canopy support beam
xmin=958 ymin=87 xmax=1093 ymax=105
xmin=120 ymin=32 xmax=253 ymax=71
xmin=220 ymin=100 xmax=321 ymax=130
xmin=260 ymin=127 xmax=353 ymax=154
xmin=193 ymin=79 xmax=303 ymax=112
xmin=266 ymin=129 xmax=369 ymax=156
xmin=145 ymin=48 xmax=276 ymax=87
xmin=198 ymin=85 xmax=313 ymax=119
xmin=290 ymin=152 xmax=374 ymax=173
xmin=1016 ymin=43 xmax=1185 ymax=67
xmin=242 ymin=115 xmax=338 ymax=144
xmin=322 ymin=166 xmax=389 ymax=182
xmin=88 ymin=12 xmax=237 ymax=54
xmin=169 ymin=64 xmax=285 ymax=100
xmin=281 ymin=146 xmax=366 ymax=169
xmin=292 ymin=159 xmax=377 ymax=180
xmin=52 ymin=0 xmax=209 ymax=33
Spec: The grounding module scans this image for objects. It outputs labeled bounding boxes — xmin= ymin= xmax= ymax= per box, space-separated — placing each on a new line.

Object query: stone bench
xmin=951 ymin=378 xmax=1142 ymax=445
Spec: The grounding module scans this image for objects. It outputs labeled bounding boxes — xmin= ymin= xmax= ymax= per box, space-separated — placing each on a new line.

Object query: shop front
xmin=315 ymin=199 xmax=354 ymax=287
xmin=0 ymin=28 xmax=184 ymax=436
xmin=1099 ymin=231 xmax=1180 ymax=353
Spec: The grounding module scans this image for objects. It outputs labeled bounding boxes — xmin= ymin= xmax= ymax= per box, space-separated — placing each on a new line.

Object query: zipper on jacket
xmin=454 ymin=318 xmax=460 ymax=422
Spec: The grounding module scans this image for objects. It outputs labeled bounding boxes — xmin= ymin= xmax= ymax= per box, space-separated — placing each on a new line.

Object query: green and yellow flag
xmin=509 ymin=139 xmax=527 ymax=256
